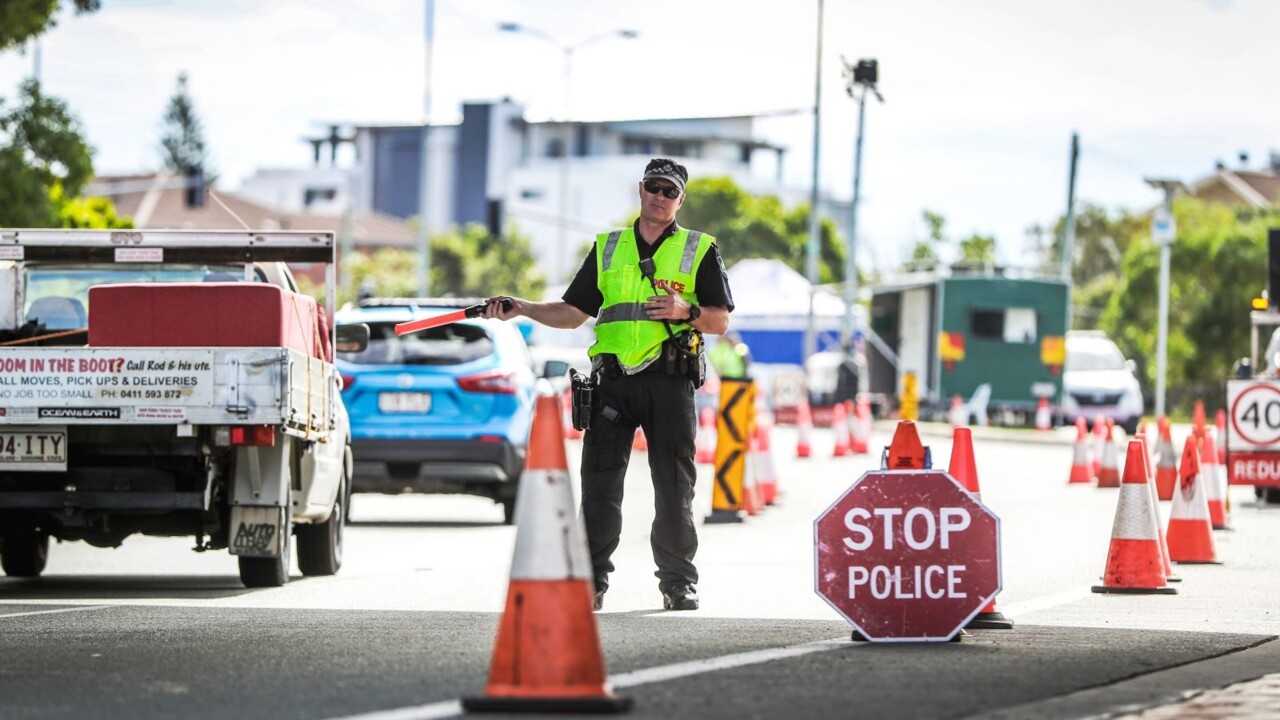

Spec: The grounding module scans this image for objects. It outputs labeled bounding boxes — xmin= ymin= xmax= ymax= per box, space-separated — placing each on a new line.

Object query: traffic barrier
xmin=949 ymin=394 xmax=966 ymax=427
xmin=462 ymin=393 xmax=632 ymax=713
xmin=695 ymin=407 xmax=716 ymax=465
xmin=1137 ymin=432 xmax=1178 ymax=583
xmin=561 ymin=388 xmax=583 ymax=441
xmin=1153 ymin=417 xmax=1177 ymax=501
xmin=1201 ymin=430 xmax=1229 ymax=530
xmin=795 ymin=399 xmax=814 ymax=459
xmin=632 ymin=428 xmax=647 ymax=452
xmin=754 ymin=414 xmax=779 ymax=506
xmin=852 ymin=396 xmax=872 ymax=455
xmin=1091 ymin=440 xmax=1178 ymax=595
xmin=1069 ymin=417 xmax=1095 ymax=485
xmin=1091 ymin=414 xmax=1107 ymax=477
xmin=1096 ymin=420 xmax=1121 ymax=488
xmin=706 ymin=378 xmax=754 ymax=524
xmin=1034 ymin=397 xmax=1052 ymax=431
xmin=832 ymin=401 xmax=851 ymax=457
xmin=881 ymin=420 xmax=929 ymax=470
xmin=949 ymin=427 xmax=1014 ymax=630
xmin=1167 ymin=436 xmax=1221 ymax=564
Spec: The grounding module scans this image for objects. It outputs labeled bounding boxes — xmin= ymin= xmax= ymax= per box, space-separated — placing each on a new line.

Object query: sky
xmin=1 ymin=0 xmax=1276 ymax=273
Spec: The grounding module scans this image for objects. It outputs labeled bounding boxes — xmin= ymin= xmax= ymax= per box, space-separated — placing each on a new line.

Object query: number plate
xmin=0 ymin=427 xmax=68 ymax=471
xmin=378 ymin=392 xmax=432 ymax=414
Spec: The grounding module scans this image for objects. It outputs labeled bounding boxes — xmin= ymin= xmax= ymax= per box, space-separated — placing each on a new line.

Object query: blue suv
xmin=335 ymin=298 xmax=536 ymax=523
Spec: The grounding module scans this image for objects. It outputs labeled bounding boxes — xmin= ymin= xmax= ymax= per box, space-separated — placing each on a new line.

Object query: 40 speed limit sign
xmin=1226 ymin=380 xmax=1280 ymax=486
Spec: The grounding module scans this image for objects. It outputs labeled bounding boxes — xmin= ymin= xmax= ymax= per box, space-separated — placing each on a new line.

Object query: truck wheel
xmin=297 ymin=476 xmax=345 ymax=576
xmin=1 ymin=531 xmax=49 ymax=577
xmin=238 ymin=519 xmax=292 ymax=588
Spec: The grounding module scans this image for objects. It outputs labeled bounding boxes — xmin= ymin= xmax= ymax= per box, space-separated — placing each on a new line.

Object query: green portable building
xmin=867 ymin=273 xmax=1068 ymax=423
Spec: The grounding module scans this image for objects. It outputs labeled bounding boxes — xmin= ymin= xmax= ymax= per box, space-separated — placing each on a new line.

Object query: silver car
xmin=1062 ymin=331 xmax=1144 ymax=433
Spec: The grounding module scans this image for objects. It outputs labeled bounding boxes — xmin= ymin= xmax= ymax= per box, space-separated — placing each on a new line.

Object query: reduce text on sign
xmin=844 ymin=506 xmax=972 ymax=600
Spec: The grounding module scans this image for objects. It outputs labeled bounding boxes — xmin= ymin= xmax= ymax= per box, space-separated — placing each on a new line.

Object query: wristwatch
xmin=681 ymin=304 xmax=702 ymax=324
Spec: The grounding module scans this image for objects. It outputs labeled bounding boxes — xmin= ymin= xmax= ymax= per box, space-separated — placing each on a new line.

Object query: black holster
xmin=662 ymin=332 xmax=706 ymax=388
xmin=569 ymin=369 xmax=595 ymax=431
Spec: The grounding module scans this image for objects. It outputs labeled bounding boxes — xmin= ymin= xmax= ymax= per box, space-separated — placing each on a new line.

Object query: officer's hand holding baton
xmin=481 ymin=296 xmax=522 ymax=321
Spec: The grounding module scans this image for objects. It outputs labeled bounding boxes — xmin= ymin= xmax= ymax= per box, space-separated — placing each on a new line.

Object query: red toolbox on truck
xmin=87 ymin=283 xmax=330 ymax=360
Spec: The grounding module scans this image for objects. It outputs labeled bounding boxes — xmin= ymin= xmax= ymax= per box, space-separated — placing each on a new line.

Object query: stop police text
xmin=844 ymin=506 xmax=972 ymax=600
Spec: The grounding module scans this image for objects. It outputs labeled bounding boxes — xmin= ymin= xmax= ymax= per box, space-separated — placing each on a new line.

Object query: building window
xmin=622 ymin=136 xmax=652 ymax=155
xmin=304 ymin=187 xmax=338 ymax=206
xmin=547 ymin=138 xmax=566 ymax=158
xmin=740 ymin=143 xmax=753 ymax=164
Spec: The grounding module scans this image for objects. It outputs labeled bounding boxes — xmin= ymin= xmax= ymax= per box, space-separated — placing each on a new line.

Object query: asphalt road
xmin=2 ymin=421 xmax=1279 ymax=720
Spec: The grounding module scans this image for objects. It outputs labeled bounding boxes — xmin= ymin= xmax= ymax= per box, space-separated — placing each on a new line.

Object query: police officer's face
xmin=639 ymin=180 xmax=684 ymax=225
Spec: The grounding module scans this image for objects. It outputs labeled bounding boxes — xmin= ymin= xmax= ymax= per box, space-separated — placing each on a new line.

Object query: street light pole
xmin=841 ymin=57 xmax=882 ymax=350
xmin=1145 ymin=177 xmax=1183 ymax=418
xmin=804 ymin=0 xmax=825 ymax=360
xmin=415 ymin=0 xmax=436 ymax=297
xmin=497 ymin=23 xmax=637 ymax=284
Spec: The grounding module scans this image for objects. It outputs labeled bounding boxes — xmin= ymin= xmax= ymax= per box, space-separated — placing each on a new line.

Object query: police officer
xmin=482 ymin=158 xmax=734 ymax=611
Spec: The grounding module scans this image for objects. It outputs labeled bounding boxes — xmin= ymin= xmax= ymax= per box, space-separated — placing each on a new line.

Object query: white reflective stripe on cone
xmin=1112 ymin=483 xmax=1159 ymax=540
xmin=509 ymin=468 xmax=593 ymax=581
xmin=1171 ymin=469 xmax=1212 ymax=521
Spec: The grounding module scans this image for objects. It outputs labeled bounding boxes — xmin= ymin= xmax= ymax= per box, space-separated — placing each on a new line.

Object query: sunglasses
xmin=643 ymin=180 xmax=682 ymax=200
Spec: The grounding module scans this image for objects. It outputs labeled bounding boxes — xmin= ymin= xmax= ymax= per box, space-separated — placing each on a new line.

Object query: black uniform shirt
xmin=562 ymin=220 xmax=735 ymax=318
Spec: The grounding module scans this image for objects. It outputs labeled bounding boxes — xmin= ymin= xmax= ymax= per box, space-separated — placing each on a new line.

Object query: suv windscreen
xmin=1066 ymin=343 xmax=1126 ymax=372
xmin=340 ymin=321 xmax=494 ymax=366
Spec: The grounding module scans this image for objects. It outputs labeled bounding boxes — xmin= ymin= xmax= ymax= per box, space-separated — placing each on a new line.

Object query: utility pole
xmin=804 ymin=0 xmax=825 ymax=360
xmin=1061 ymin=132 xmax=1079 ymax=329
xmin=1145 ymin=177 xmax=1183 ymax=418
xmin=415 ymin=0 xmax=436 ymax=297
xmin=840 ymin=57 xmax=882 ymax=349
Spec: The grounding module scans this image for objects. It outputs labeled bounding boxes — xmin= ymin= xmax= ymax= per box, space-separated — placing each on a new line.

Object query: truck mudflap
xmin=229 ymin=506 xmax=287 ymax=558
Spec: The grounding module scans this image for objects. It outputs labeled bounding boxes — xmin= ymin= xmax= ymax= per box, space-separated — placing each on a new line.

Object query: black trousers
xmin=580 ymin=369 xmax=698 ymax=595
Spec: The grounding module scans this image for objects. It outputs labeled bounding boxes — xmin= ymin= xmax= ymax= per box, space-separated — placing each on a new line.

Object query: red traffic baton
xmin=393 ymin=299 xmax=510 ymax=336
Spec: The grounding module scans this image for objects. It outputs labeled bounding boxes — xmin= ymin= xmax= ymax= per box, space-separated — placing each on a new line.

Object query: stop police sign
xmin=814 ymin=469 xmax=1001 ymax=642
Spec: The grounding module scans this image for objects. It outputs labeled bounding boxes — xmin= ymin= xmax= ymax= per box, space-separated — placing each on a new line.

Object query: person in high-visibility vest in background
xmin=708 ymin=332 xmax=751 ymax=380
xmin=481 ymin=158 xmax=735 ymax=613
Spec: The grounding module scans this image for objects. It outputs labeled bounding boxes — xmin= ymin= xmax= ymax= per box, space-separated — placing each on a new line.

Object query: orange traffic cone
xmin=1096 ymin=420 xmax=1121 ymax=488
xmin=1167 ymin=436 xmax=1220 ymax=564
xmin=1136 ymin=418 xmax=1148 ymax=437
xmin=742 ymin=431 xmax=764 ymax=516
xmin=1137 ymin=432 xmax=1179 ymax=583
xmin=795 ymin=400 xmax=813 ymax=458
xmin=832 ymin=401 xmax=851 ymax=457
xmin=850 ymin=396 xmax=871 ymax=454
xmin=1069 ymin=417 xmax=1095 ymax=484
xmin=463 ymin=393 xmax=632 ymax=713
xmin=1091 ymin=440 xmax=1177 ymax=594
xmin=695 ymin=407 xmax=716 ymax=464
xmin=1153 ymin=417 xmax=1177 ymax=501
xmin=1215 ymin=408 xmax=1232 ymax=514
xmin=949 ymin=394 xmax=967 ymax=427
xmin=754 ymin=415 xmax=779 ymax=505
xmin=632 ymin=427 xmax=648 ymax=452
xmin=1034 ymin=397 xmax=1052 ymax=431
xmin=949 ymin=427 xmax=1013 ymax=630
xmin=882 ymin=421 xmax=929 ymax=469
xmin=561 ymin=388 xmax=583 ymax=441
xmin=1193 ymin=399 xmax=1206 ymax=436
xmin=1091 ymin=414 xmax=1107 ymax=476
xmin=1201 ymin=430 xmax=1229 ymax=529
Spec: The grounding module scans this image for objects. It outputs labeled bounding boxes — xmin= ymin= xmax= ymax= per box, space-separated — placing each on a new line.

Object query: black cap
xmin=642 ymin=158 xmax=688 ymax=195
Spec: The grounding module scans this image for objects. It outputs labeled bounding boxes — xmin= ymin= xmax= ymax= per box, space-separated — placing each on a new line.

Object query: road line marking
xmin=1000 ymin=587 xmax=1094 ymax=616
xmin=0 ymin=604 xmax=111 ymax=619
xmin=320 ymin=637 xmax=852 ymax=720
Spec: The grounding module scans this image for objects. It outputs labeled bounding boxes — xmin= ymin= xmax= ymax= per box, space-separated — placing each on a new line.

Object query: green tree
xmin=673 ymin=176 xmax=846 ymax=284
xmin=159 ymin=71 xmax=208 ymax=175
xmin=1098 ymin=198 xmax=1279 ymax=415
xmin=336 ymin=224 xmax=546 ymax=306
xmin=903 ymin=209 xmax=946 ymax=272
xmin=957 ymin=232 xmax=997 ymax=268
xmin=51 ymin=184 xmax=132 ymax=228
xmin=0 ymin=79 xmax=94 ymax=227
xmin=1027 ymin=203 xmax=1146 ymax=328
xmin=0 ymin=0 xmax=99 ymax=52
